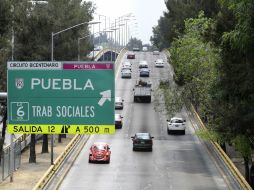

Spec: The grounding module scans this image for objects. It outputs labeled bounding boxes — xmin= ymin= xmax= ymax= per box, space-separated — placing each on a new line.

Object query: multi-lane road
xmin=59 ymin=51 xmax=229 ymax=190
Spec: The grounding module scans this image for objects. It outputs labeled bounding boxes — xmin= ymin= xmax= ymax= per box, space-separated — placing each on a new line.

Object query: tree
xmin=170 ymin=12 xmax=220 ymax=112
xmin=151 ymin=0 xmax=220 ymax=48
xmin=126 ymin=37 xmax=142 ymax=50
xmin=0 ymin=0 xmax=12 ymax=91
xmin=29 ymin=134 xmax=36 ymax=163
xmin=41 ymin=134 xmax=49 ymax=153
xmin=211 ymin=0 xmax=254 ymax=182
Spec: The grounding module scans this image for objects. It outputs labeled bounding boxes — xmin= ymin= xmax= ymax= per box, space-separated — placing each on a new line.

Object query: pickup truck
xmin=133 ymin=80 xmax=152 ymax=103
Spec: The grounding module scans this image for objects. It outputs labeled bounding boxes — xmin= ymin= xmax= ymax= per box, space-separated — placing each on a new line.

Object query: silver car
xmin=121 ymin=68 xmax=132 ymax=78
xmin=115 ymin=97 xmax=124 ymax=109
xmin=155 ymin=59 xmax=164 ymax=67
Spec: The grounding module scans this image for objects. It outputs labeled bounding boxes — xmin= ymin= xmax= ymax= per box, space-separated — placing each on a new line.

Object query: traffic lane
xmin=59 ymin=135 xmax=227 ymax=190
xmin=115 ymin=52 xmax=138 ymax=137
xmin=131 ymin=52 xmax=228 ymax=189
xmin=121 ymin=52 xmax=163 ymax=138
xmin=59 ymin=51 xmax=228 ymax=190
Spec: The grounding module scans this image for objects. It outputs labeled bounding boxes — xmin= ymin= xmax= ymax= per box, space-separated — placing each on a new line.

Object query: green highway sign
xmin=7 ymin=61 xmax=115 ymax=134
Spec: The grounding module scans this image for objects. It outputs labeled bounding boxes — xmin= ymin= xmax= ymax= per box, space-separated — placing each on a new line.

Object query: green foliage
xmin=154 ymin=80 xmax=184 ymax=118
xmin=220 ymin=0 xmax=254 ymax=53
xmin=233 ymin=135 xmax=251 ymax=159
xmin=0 ymin=0 xmax=95 ymax=91
xmin=151 ymin=0 xmax=220 ymax=48
xmin=195 ymin=128 xmax=226 ymax=144
xmin=170 ymin=12 xmax=220 ymax=111
xmin=0 ymin=0 xmax=12 ymax=91
xmin=213 ymin=0 xmax=254 ymax=139
xmin=127 ymin=37 xmax=143 ymax=50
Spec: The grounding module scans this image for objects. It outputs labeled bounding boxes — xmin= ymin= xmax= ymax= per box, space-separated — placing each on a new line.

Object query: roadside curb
xmin=32 ymin=135 xmax=89 ymax=190
xmin=51 ymin=135 xmax=91 ymax=190
xmin=188 ymin=104 xmax=252 ymax=190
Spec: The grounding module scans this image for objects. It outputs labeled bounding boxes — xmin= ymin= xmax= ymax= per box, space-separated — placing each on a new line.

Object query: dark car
xmin=88 ymin=142 xmax=111 ymax=163
xmin=131 ymin=133 xmax=154 ymax=151
xmin=127 ymin=52 xmax=135 ymax=59
xmin=139 ymin=68 xmax=150 ymax=77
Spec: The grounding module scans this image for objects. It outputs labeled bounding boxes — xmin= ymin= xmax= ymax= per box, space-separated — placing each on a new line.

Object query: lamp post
xmin=98 ymin=14 xmax=107 ymax=47
xmin=50 ymin=20 xmax=99 ymax=165
xmin=51 ymin=21 xmax=100 ymax=61
xmin=110 ymin=27 xmax=119 ymax=61
xmin=124 ymin=17 xmax=136 ymax=46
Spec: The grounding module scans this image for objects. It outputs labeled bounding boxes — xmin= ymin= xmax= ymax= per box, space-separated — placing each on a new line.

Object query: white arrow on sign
xmin=98 ymin=90 xmax=111 ymax=106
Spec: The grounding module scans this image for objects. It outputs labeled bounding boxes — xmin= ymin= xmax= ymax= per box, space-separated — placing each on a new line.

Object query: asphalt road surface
xmin=59 ymin=51 xmax=228 ymax=190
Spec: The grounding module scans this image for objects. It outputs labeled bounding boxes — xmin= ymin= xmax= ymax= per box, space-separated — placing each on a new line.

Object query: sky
xmin=89 ymin=0 xmax=167 ymax=45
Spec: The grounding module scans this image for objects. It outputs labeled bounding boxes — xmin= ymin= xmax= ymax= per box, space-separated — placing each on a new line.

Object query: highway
xmin=59 ymin=51 xmax=228 ymax=190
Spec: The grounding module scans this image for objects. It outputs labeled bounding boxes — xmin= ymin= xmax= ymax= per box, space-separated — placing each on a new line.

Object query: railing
xmin=0 ymin=134 xmax=42 ymax=182
xmin=0 ymin=137 xmax=21 ymax=181
xmin=187 ymin=103 xmax=252 ymax=190
xmin=32 ymin=135 xmax=90 ymax=190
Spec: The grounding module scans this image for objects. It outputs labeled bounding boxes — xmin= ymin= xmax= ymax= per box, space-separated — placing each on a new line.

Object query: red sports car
xmin=88 ymin=142 xmax=111 ymax=163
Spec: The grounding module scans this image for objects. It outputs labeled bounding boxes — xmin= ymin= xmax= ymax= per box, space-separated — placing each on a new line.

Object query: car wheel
xmin=150 ymin=148 xmax=153 ymax=152
xmin=106 ymin=159 xmax=110 ymax=164
xmin=167 ymin=129 xmax=171 ymax=135
xmin=88 ymin=159 xmax=92 ymax=163
xmin=133 ymin=147 xmax=136 ymax=151
xmin=182 ymin=130 xmax=185 ymax=135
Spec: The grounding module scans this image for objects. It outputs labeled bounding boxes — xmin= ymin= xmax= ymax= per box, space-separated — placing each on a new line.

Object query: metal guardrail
xmin=0 ymin=134 xmax=43 ymax=182
xmin=115 ymin=48 xmax=127 ymax=64
xmin=94 ymin=47 xmax=126 ymax=62
xmin=32 ymin=134 xmax=83 ymax=190
xmin=189 ymin=104 xmax=252 ymax=190
xmin=0 ymin=135 xmax=25 ymax=181
xmin=1 ymin=139 xmax=21 ymax=181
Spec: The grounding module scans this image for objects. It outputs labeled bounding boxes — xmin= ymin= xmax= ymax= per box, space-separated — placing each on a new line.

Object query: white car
xmin=139 ymin=61 xmax=148 ymax=68
xmin=155 ymin=59 xmax=164 ymax=67
xmin=167 ymin=117 xmax=186 ymax=135
xmin=115 ymin=97 xmax=124 ymax=109
xmin=153 ymin=50 xmax=160 ymax=55
xmin=122 ymin=62 xmax=132 ymax=70
xmin=121 ymin=68 xmax=132 ymax=78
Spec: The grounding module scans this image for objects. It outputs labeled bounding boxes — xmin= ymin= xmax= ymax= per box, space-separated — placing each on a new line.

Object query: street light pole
xmin=50 ymin=21 xmax=99 ymax=165
xmin=51 ymin=21 xmax=100 ymax=61
xmin=98 ymin=14 xmax=107 ymax=60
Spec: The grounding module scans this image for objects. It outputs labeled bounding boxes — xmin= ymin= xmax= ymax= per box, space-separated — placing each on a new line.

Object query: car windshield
xmin=136 ymin=133 xmax=150 ymax=139
xmin=93 ymin=144 xmax=106 ymax=150
xmin=171 ymin=119 xmax=183 ymax=123
xmin=115 ymin=97 xmax=122 ymax=102
xmin=122 ymin=68 xmax=131 ymax=72
xmin=115 ymin=114 xmax=122 ymax=119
